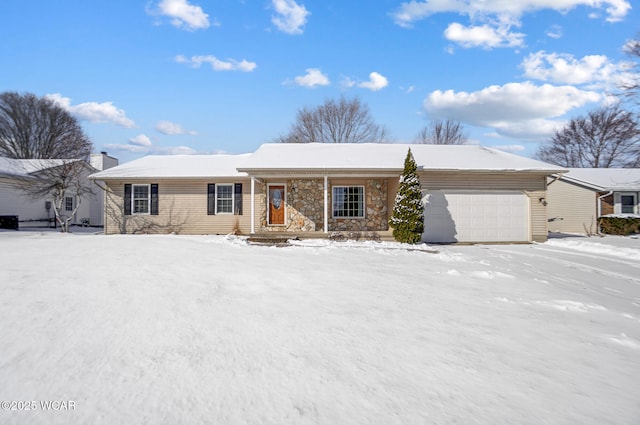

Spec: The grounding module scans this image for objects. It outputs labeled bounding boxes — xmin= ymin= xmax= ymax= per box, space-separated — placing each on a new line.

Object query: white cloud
xmin=293 ymin=68 xmax=330 ymax=88
xmin=340 ymin=77 xmax=356 ymax=88
xmin=444 ymin=22 xmax=525 ymax=49
xmin=155 ymin=146 xmax=199 ymax=155
xmin=391 ymin=0 xmax=631 ymax=27
xmin=521 ymin=51 xmax=624 ymax=88
xmin=106 ymin=135 xmax=199 ymax=155
xmin=391 ymin=0 xmax=630 ymax=50
xmin=341 ymin=72 xmax=389 ymax=91
xmin=104 ymin=144 xmax=147 ymax=153
xmin=491 ymin=119 xmax=564 ymax=139
xmin=424 ymin=81 xmax=600 ymax=139
xmin=175 ymin=55 xmax=257 ymax=72
xmin=358 ymin=72 xmax=389 ymax=91
xmin=271 ymin=0 xmax=310 ymax=35
xmin=129 ymin=134 xmax=152 ymax=147
xmin=545 ymin=24 xmax=563 ymax=39
xmin=152 ymin=0 xmax=209 ymax=31
xmin=46 ymin=94 xmax=135 ymax=128
xmin=156 ymin=120 xmax=197 ymax=135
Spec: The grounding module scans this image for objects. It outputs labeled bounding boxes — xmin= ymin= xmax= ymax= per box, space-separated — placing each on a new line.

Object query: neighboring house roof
xmin=89 ymin=154 xmax=252 ymax=180
xmin=558 ymin=168 xmax=640 ymax=191
xmin=237 ymin=143 xmax=566 ymax=173
xmin=0 ymin=157 xmax=82 ymax=178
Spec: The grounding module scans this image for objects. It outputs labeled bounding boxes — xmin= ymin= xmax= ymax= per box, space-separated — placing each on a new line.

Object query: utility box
xmin=0 ymin=215 xmax=19 ymax=230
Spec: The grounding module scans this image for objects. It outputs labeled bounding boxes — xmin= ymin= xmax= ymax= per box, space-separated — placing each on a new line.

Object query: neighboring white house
xmin=546 ymin=168 xmax=640 ymax=234
xmin=0 ymin=152 xmax=118 ymax=228
xmin=89 ymin=152 xmax=119 ymax=226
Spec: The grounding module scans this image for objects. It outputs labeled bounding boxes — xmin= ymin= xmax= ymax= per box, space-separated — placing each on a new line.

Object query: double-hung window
xmin=332 ymin=186 xmax=364 ymax=218
xmin=621 ymin=194 xmax=637 ymax=214
xmin=208 ymin=183 xmax=243 ymax=215
xmin=65 ymin=197 xmax=73 ymax=211
xmin=124 ymin=184 xmax=158 ymax=216
xmin=133 ymin=184 xmax=150 ymax=214
xmin=216 ymin=184 xmax=233 ymax=214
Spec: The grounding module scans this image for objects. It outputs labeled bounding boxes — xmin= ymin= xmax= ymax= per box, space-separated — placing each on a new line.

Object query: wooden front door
xmin=268 ymin=185 xmax=285 ymax=225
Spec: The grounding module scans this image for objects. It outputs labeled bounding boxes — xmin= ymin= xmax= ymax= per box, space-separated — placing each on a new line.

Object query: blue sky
xmin=1 ymin=0 xmax=638 ymax=163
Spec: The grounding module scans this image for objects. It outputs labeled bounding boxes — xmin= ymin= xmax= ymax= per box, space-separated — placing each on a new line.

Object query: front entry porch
xmin=250 ymin=176 xmax=392 ymax=235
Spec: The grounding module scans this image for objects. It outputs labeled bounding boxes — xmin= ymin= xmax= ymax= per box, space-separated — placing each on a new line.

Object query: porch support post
xmin=324 ymin=175 xmax=328 ymax=233
xmin=250 ymin=177 xmax=255 ymax=234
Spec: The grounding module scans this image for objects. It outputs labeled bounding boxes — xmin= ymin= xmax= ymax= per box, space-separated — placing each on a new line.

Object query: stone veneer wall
xmin=259 ymin=178 xmax=389 ymax=232
xmin=328 ymin=179 xmax=388 ymax=232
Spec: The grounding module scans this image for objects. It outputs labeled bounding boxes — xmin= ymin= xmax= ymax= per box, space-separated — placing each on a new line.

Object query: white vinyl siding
xmin=546 ymin=179 xmax=598 ymax=234
xmin=104 ymin=179 xmax=256 ymax=235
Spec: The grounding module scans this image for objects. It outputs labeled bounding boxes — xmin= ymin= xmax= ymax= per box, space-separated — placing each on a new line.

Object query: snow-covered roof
xmin=87 ymin=144 xmax=566 ymax=180
xmin=237 ymin=143 xmax=565 ymax=173
xmin=89 ymin=154 xmax=252 ymax=180
xmin=559 ymin=168 xmax=640 ymax=191
xmin=0 ymin=157 xmax=79 ymax=178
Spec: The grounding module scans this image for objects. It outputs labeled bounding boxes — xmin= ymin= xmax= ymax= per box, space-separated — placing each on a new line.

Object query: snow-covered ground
xmin=0 ymin=230 xmax=638 ymax=425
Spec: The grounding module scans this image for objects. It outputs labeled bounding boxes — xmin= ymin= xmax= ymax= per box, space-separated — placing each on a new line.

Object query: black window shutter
xmin=234 ymin=183 xmax=243 ymax=215
xmin=207 ymin=184 xmax=215 ymax=215
xmin=124 ymin=184 xmax=132 ymax=216
xmin=150 ymin=184 xmax=159 ymax=215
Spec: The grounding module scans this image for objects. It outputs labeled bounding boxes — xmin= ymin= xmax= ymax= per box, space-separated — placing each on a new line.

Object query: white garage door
xmin=423 ymin=191 xmax=530 ymax=243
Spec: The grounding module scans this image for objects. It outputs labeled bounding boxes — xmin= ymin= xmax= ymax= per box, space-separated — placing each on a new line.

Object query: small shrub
xmin=598 ymin=216 xmax=640 ymax=235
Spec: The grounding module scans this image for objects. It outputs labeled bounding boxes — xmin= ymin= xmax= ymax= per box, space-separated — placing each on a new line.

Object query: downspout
xmin=546 ymin=174 xmax=563 ymax=187
xmin=597 ymin=191 xmax=613 ymax=218
xmin=597 ymin=190 xmax=613 ymax=234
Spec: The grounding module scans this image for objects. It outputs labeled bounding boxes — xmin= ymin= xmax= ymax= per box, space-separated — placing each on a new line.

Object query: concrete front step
xmin=246 ymin=230 xmax=395 ymax=244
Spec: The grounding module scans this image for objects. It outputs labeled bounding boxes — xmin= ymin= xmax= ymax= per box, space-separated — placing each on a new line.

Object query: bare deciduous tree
xmin=14 ymin=160 xmax=94 ymax=232
xmin=620 ymin=35 xmax=640 ymax=106
xmin=277 ymin=96 xmax=389 ymax=144
xmin=1 ymin=91 xmax=94 ymax=232
xmin=0 ymin=91 xmax=91 ymax=159
xmin=536 ymin=104 xmax=640 ymax=168
xmin=416 ymin=119 xmax=468 ymax=145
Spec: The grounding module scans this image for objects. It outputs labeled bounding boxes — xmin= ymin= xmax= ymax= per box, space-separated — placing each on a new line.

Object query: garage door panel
xmin=423 ymin=191 xmax=530 ymax=243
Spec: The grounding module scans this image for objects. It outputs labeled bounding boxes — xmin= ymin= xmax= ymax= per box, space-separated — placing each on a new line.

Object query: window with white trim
xmin=332 ymin=186 xmax=364 ymax=218
xmin=133 ymin=184 xmax=150 ymax=214
xmin=216 ymin=184 xmax=233 ymax=214
xmin=65 ymin=197 xmax=73 ymax=211
xmin=621 ymin=193 xmax=637 ymax=214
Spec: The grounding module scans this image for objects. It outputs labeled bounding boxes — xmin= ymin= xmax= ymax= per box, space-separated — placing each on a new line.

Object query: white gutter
xmin=597 ymin=190 xmax=613 ymax=218
xmin=597 ymin=190 xmax=613 ymax=234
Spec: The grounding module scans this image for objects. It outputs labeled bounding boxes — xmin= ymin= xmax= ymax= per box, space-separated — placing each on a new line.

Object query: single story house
xmin=546 ymin=168 xmax=640 ymax=234
xmin=90 ymin=143 xmax=565 ymax=243
xmin=0 ymin=152 xmax=117 ymax=228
